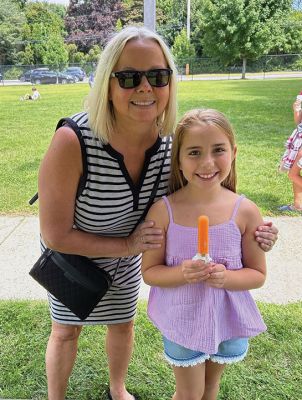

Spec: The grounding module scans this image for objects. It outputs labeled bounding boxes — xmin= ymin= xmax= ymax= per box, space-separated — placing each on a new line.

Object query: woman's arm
xmin=207 ymin=199 xmax=266 ymax=291
xmin=39 ymin=126 xmax=162 ymax=258
xmin=255 ymin=221 xmax=278 ymax=252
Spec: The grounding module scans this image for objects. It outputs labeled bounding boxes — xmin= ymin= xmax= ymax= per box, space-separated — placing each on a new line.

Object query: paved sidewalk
xmin=0 ymin=216 xmax=301 ymax=304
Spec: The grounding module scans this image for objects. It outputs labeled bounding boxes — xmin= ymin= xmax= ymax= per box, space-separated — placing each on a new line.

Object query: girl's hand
xmin=255 ymin=221 xmax=278 ymax=252
xmin=126 ymin=220 xmax=164 ymax=256
xmin=182 ymin=259 xmax=212 ymax=284
xmin=205 ymin=263 xmax=227 ymax=288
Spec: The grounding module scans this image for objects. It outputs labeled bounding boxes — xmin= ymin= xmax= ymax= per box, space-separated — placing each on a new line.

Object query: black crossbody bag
xmin=29 ymin=120 xmax=170 ymax=320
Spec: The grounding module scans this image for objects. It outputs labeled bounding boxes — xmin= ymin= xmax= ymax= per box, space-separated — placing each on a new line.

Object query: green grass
xmin=0 ymin=300 xmax=301 ymax=400
xmin=0 ymin=79 xmax=301 ymax=215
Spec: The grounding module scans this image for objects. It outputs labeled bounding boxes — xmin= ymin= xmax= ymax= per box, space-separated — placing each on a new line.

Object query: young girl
xmin=142 ymin=109 xmax=267 ymax=400
xmin=278 ymin=95 xmax=302 ymax=212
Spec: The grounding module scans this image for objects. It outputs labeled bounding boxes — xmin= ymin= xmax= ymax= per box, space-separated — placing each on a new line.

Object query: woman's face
xmin=109 ymin=39 xmax=170 ymax=131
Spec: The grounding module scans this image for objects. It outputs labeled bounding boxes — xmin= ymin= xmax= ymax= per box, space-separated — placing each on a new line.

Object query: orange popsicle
xmin=198 ymin=215 xmax=209 ymax=255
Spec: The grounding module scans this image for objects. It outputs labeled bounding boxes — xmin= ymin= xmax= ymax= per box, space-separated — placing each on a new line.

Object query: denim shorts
xmin=162 ymin=336 xmax=249 ymax=367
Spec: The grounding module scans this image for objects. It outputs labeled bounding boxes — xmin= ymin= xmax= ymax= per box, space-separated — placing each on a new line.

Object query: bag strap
xmin=28 ymin=117 xmax=87 ymax=205
xmin=130 ymin=136 xmax=170 ymax=233
xmin=51 ymin=251 xmax=111 ymax=293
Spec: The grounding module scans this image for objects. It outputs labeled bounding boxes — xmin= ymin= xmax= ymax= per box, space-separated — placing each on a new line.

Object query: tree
xmin=65 ymin=0 xmax=124 ymax=53
xmin=19 ymin=2 xmax=68 ymax=66
xmin=200 ymin=0 xmax=292 ymax=78
xmin=171 ymin=29 xmax=195 ymax=67
xmin=122 ymin=0 xmax=143 ymax=26
xmin=157 ymin=0 xmax=187 ymax=46
xmin=0 ymin=0 xmax=25 ymax=64
xmin=272 ymin=10 xmax=302 ymax=54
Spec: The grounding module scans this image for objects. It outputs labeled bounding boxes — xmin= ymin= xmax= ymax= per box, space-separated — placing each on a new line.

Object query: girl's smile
xmin=179 ymin=123 xmax=236 ymax=188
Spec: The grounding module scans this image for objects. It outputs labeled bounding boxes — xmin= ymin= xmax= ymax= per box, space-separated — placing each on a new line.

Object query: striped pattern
xmin=48 ymin=111 xmax=171 ymax=325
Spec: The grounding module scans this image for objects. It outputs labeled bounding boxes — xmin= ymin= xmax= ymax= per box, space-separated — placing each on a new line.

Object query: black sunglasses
xmin=110 ymin=68 xmax=173 ymax=89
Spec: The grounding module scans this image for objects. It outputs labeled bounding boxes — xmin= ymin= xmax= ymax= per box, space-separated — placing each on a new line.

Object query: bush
xmin=3 ymin=66 xmax=23 ymax=80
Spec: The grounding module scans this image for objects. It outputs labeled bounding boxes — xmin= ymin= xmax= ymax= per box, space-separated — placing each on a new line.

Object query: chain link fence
xmin=1 ymin=54 xmax=302 ymax=84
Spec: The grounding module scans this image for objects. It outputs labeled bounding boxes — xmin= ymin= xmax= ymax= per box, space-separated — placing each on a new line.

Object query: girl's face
xmin=179 ymin=123 xmax=236 ymax=189
xmin=109 ymin=39 xmax=170 ymax=130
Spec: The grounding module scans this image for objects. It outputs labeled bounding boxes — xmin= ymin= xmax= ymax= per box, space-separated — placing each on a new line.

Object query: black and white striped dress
xmin=47 ymin=112 xmax=172 ymax=325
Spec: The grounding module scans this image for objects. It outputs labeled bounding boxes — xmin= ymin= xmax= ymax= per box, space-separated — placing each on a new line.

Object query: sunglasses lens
xmin=115 ymin=69 xmax=171 ymax=88
xmin=147 ymin=70 xmax=171 ymax=87
xmin=118 ymin=72 xmax=140 ymax=88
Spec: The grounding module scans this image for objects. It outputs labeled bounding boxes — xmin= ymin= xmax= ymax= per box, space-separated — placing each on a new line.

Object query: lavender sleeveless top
xmin=147 ymin=195 xmax=267 ymax=354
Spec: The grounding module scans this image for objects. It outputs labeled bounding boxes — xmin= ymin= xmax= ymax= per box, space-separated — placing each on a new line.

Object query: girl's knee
xmin=50 ymin=321 xmax=82 ymax=342
xmin=174 ymin=390 xmax=204 ymax=400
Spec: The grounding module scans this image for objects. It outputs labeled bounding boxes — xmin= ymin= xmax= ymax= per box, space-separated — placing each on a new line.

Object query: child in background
xmin=20 ymin=87 xmax=41 ymax=101
xmin=278 ymin=93 xmax=302 ymax=212
xmin=142 ymin=109 xmax=267 ymax=400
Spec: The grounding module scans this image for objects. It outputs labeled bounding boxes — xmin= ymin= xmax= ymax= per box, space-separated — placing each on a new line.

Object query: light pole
xmin=144 ymin=0 xmax=156 ymax=32
xmin=186 ymin=0 xmax=191 ymax=75
xmin=187 ymin=0 xmax=191 ymax=40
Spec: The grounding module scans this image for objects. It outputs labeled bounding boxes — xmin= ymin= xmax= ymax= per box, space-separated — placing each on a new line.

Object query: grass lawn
xmin=0 ymin=79 xmax=302 ymax=215
xmin=0 ymin=300 xmax=301 ymax=400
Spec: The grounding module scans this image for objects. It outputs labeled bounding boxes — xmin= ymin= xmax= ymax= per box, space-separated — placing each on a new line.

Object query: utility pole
xmin=186 ymin=0 xmax=191 ymax=75
xmin=144 ymin=0 xmax=156 ymax=32
xmin=187 ymin=0 xmax=191 ymax=40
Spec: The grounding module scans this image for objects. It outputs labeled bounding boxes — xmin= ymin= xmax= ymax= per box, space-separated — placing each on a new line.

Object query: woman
xmin=38 ymin=26 xmax=278 ymax=400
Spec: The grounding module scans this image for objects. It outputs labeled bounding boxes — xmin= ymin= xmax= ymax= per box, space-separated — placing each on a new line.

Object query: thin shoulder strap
xmin=28 ymin=117 xmax=87 ymax=205
xmin=230 ymin=194 xmax=245 ymax=220
xmin=162 ymin=196 xmax=174 ymax=223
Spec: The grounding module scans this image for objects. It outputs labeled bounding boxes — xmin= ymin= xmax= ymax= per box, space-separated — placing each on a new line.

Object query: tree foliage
xmin=18 ymin=2 xmax=68 ymax=66
xmin=65 ymin=0 xmax=124 ymax=53
xmin=199 ymin=0 xmax=292 ymax=76
xmin=122 ymin=0 xmax=143 ymax=26
xmin=0 ymin=0 xmax=25 ymax=64
xmin=171 ymin=29 xmax=195 ymax=66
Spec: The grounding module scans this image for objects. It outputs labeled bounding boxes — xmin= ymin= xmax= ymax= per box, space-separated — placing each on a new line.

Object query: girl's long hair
xmin=169 ymin=108 xmax=237 ymax=194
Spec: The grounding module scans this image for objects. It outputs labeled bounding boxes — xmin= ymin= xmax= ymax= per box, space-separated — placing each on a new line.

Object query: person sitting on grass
xmin=20 ymin=87 xmax=41 ymax=101
xmin=278 ymin=95 xmax=302 ymax=212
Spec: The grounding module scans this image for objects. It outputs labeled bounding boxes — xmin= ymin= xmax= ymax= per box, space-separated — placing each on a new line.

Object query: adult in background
xmin=38 ymin=26 xmax=278 ymax=400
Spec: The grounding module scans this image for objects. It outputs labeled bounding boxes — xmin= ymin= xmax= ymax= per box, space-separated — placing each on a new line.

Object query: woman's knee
xmin=50 ymin=321 xmax=82 ymax=342
xmin=107 ymin=320 xmax=134 ymax=336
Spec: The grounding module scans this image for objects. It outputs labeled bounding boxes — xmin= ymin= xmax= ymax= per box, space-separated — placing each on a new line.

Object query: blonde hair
xmin=86 ymin=26 xmax=178 ymax=142
xmin=169 ymin=108 xmax=237 ymax=193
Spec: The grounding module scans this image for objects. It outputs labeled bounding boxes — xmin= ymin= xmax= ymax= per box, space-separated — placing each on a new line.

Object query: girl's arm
xmin=39 ymin=127 xmax=163 ymax=258
xmin=207 ymin=199 xmax=266 ymax=291
xmin=142 ymin=200 xmax=211 ymax=287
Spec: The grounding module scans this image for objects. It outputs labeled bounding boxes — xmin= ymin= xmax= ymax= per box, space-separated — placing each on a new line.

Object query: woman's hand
xmin=182 ymin=259 xmax=212 ymax=284
xmin=205 ymin=263 xmax=227 ymax=288
xmin=255 ymin=221 xmax=278 ymax=252
xmin=126 ymin=220 xmax=164 ymax=256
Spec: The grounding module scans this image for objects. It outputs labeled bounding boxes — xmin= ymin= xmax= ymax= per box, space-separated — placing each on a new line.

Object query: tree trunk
xmin=241 ymin=58 xmax=247 ymax=79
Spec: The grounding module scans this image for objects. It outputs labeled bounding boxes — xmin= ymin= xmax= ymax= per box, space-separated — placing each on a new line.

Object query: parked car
xmin=19 ymin=68 xmax=49 ymax=82
xmin=30 ymin=70 xmax=75 ymax=84
xmin=62 ymin=67 xmax=86 ymax=81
